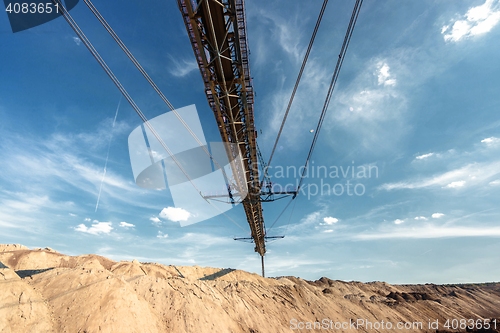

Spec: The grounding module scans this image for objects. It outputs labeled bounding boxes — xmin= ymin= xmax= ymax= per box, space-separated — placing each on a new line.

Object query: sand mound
xmin=0 ymin=244 xmax=29 ymax=252
xmin=1 ymin=244 xmax=499 ymax=332
xmin=0 ymin=264 xmax=53 ymax=333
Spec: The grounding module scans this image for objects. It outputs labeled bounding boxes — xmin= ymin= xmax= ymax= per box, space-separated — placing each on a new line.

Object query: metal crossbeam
xmin=178 ymin=0 xmax=266 ymax=256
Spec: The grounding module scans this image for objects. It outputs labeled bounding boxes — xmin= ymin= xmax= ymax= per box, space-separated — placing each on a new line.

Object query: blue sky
xmin=1 ymin=0 xmax=500 ymax=284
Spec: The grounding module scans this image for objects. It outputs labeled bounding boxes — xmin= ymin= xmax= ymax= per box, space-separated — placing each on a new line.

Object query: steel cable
xmin=51 ymin=0 xmax=247 ymax=231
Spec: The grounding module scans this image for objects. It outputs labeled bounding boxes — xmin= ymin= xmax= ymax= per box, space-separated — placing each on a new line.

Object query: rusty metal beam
xmin=178 ymin=0 xmax=266 ymax=256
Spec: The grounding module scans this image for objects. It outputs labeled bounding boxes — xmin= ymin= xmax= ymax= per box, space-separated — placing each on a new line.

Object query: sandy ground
xmin=1 ymin=244 xmax=499 ymax=333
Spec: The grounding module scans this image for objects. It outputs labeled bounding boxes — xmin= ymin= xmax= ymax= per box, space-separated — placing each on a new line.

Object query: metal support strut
xmin=178 ymin=0 xmax=266 ymax=257
xmin=261 ymin=255 xmax=265 ymax=278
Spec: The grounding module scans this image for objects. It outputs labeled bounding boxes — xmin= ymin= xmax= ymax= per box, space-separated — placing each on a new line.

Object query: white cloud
xmin=157 ymin=231 xmax=169 ymax=239
xmin=323 ymin=217 xmax=339 ymax=225
xmin=414 ymin=216 xmax=428 ymax=220
xmin=150 ymin=216 xmax=161 ymax=224
xmin=84 ymin=217 xmax=91 ymax=222
xmin=377 ymin=63 xmax=397 ymax=86
xmin=481 ymin=136 xmax=500 ymax=145
xmin=442 ymin=0 xmax=500 ymax=42
xmin=72 ymin=37 xmax=81 ymax=46
xmin=432 ymin=213 xmax=445 ymax=219
xmin=69 ymin=213 xmax=77 ymax=217
xmin=445 ymin=180 xmax=466 ymax=188
xmin=119 ymin=221 xmax=135 ymax=228
xmin=394 ymin=219 xmax=405 ymax=225
xmin=323 ymin=229 xmax=334 ymax=233
xmin=75 ymin=221 xmax=113 ymax=235
xmin=159 ymin=207 xmax=191 ymax=222
xmin=416 ymin=152 xmax=434 ymax=160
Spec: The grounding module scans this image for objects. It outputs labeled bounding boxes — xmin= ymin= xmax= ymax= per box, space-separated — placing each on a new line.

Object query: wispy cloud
xmin=442 ymin=0 xmax=500 ymax=42
xmin=167 ymin=55 xmax=198 ymax=77
xmin=285 ymin=210 xmax=322 ymax=234
xmin=490 ymin=179 xmax=500 ymax=186
xmin=326 ymin=57 xmax=408 ymax=154
xmin=2 ymin=193 xmax=50 ymax=212
xmin=380 ymin=161 xmax=500 ymax=190
xmin=432 ymin=213 xmax=445 ymax=219
xmin=355 ymin=224 xmax=500 ymax=240
xmin=1 ymin=127 xmax=160 ymax=211
xmin=334 ymin=59 xmax=405 ymax=123
xmin=150 ymin=216 xmax=161 ymax=224
xmin=0 ymin=119 xmax=170 ymax=242
xmin=47 ymin=118 xmax=131 ymax=152
xmin=251 ymin=7 xmax=304 ymax=63
xmin=265 ymin=256 xmax=333 ymax=276
xmin=0 ymin=192 xmax=73 ymax=231
xmin=157 ymin=231 xmax=169 ymax=239
xmin=246 ymin=4 xmax=336 ymax=153
xmin=259 ymin=57 xmax=331 ymax=150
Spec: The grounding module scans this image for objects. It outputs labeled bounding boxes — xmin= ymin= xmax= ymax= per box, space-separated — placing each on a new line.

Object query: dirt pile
xmin=1 ymin=244 xmax=499 ymax=332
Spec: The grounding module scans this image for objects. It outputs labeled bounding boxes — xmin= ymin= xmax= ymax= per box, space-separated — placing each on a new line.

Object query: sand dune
xmin=1 ymin=244 xmax=499 ymax=332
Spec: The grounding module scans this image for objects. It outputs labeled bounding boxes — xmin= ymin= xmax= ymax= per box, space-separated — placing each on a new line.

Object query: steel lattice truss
xmin=178 ymin=0 xmax=266 ymax=256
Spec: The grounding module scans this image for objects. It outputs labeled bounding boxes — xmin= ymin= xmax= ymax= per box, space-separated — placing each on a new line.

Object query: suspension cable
xmin=266 ymin=0 xmax=329 ymax=169
xmin=266 ymin=197 xmax=294 ymax=232
xmin=82 ymin=0 xmax=228 ymax=177
xmin=264 ymin=0 xmax=363 ymax=240
xmin=50 ymin=0 xmax=196 ymax=190
xmin=51 ymin=0 xmax=247 ymax=231
xmin=296 ymin=0 xmax=363 ymax=193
